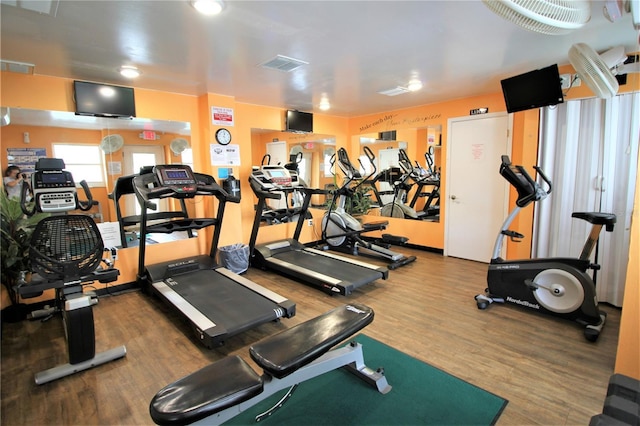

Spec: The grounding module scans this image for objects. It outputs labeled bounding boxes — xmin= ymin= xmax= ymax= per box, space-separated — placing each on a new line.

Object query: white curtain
xmin=534 ymin=92 xmax=639 ymax=306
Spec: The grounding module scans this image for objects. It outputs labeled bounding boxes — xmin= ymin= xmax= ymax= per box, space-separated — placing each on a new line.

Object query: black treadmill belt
xmin=275 ymin=249 xmax=383 ymax=288
xmin=168 ymin=269 xmax=279 ymax=335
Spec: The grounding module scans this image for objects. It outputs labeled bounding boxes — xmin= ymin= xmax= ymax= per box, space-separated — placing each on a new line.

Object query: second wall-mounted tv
xmin=73 ymin=80 xmax=136 ymax=118
xmin=500 ymin=64 xmax=564 ymax=113
xmin=286 ymin=110 xmax=313 ymax=133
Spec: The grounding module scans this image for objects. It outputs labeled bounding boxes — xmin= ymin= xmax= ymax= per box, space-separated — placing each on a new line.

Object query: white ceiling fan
xmin=170 ymin=138 xmax=190 ymax=155
xmin=482 ymin=0 xmax=591 ymax=35
xmin=100 ymin=134 xmax=124 ymax=154
xmin=568 ymin=43 xmax=640 ymax=98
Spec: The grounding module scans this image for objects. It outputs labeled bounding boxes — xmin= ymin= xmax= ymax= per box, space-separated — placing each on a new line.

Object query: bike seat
xmin=572 ymin=212 xmax=617 ymax=231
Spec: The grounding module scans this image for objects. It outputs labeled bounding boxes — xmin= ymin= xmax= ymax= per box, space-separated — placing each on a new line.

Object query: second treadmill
xmin=249 ymin=164 xmax=388 ymax=295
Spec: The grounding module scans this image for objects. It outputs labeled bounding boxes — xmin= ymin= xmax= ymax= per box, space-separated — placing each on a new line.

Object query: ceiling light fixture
xmin=119 ymin=66 xmax=140 ymax=79
xmin=319 ymin=98 xmax=331 ymax=111
xmin=407 ymin=79 xmax=423 ymax=92
xmin=191 ymin=0 xmax=225 ymax=16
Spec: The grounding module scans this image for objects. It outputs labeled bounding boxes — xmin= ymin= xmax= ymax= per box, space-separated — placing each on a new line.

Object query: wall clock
xmin=215 ymin=128 xmax=232 ymax=145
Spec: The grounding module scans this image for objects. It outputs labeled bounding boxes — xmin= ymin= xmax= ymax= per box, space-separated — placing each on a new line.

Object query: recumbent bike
xmin=475 ymin=156 xmax=615 ymax=342
xmin=17 ymin=158 xmax=126 ymax=384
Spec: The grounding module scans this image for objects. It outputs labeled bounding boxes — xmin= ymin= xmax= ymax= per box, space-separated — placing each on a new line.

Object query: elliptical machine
xmin=17 ymin=158 xmax=126 ymax=384
xmin=475 ymin=156 xmax=616 ymax=342
xmin=321 ymin=147 xmax=416 ymax=270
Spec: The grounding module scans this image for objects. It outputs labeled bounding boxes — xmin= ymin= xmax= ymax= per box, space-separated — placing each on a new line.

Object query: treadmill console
xmin=250 ymin=165 xmax=301 ymax=190
xmin=154 ymin=165 xmax=198 ymax=196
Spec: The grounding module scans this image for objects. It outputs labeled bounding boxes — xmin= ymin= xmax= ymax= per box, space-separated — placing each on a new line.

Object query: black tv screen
xmin=286 ymin=110 xmax=313 ymax=133
xmin=73 ymin=80 xmax=136 ymax=118
xmin=500 ymin=64 xmax=564 ymax=113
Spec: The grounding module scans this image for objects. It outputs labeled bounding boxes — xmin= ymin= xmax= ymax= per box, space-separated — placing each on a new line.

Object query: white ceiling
xmin=1 ymin=0 xmax=638 ymax=118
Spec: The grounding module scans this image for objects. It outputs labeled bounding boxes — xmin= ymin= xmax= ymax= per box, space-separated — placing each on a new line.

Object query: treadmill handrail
xmin=133 ymin=171 xmax=235 ymax=210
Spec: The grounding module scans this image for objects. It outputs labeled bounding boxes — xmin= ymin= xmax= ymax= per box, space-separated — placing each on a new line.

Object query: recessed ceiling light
xmin=407 ymin=79 xmax=423 ymax=92
xmin=120 ymin=66 xmax=140 ymax=79
xmin=319 ymin=98 xmax=331 ymax=111
xmin=191 ymin=0 xmax=224 ymax=15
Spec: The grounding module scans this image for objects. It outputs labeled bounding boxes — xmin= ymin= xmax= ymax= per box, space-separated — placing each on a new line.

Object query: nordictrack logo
xmin=506 ymin=296 xmax=540 ymax=310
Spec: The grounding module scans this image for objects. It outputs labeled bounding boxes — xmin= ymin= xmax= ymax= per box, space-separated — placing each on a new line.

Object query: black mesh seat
xmin=30 ymin=215 xmax=104 ymax=281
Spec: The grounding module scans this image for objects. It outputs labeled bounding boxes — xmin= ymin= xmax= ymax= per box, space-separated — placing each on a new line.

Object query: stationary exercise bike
xmin=17 ymin=158 xmax=126 ymax=384
xmin=475 ymin=156 xmax=616 ymax=342
xmin=321 ymin=147 xmax=416 ymax=270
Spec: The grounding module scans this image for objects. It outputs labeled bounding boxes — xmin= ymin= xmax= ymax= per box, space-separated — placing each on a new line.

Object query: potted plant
xmin=325 ymin=182 xmax=374 ymax=217
xmin=0 ymin=190 xmax=48 ymax=321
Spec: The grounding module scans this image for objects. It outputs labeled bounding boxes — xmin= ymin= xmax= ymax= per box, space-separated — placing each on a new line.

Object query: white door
xmin=445 ymin=114 xmax=511 ymax=262
xmin=266 ymin=141 xmax=287 ymax=166
xmin=122 ymin=145 xmax=165 ymax=216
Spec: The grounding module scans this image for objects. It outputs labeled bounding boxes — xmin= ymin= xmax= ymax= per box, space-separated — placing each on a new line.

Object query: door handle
xmin=451 ymin=195 xmax=457 ymax=200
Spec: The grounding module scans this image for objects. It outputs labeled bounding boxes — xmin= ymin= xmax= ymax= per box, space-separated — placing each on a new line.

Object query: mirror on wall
xmin=250 ymin=128 xmax=337 ymax=224
xmin=1 ymin=107 xmax=192 ymax=246
xmin=357 ymin=125 xmax=442 ymax=222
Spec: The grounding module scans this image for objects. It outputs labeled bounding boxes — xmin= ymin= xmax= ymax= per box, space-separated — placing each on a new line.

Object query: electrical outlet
xmin=572 ymin=74 xmax=581 ymax=87
xmin=560 ymin=73 xmax=581 ymax=89
xmin=307 ymin=219 xmax=313 ymax=227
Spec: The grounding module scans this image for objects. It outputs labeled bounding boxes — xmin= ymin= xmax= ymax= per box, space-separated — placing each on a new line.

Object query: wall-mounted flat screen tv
xmin=73 ymin=80 xmax=136 ymax=118
xmin=286 ymin=110 xmax=313 ymax=133
xmin=500 ymin=64 xmax=564 ymax=113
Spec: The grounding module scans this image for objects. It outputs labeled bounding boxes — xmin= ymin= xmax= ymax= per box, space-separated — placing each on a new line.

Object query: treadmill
xmin=249 ymin=165 xmax=388 ymax=295
xmin=133 ymin=165 xmax=295 ymax=348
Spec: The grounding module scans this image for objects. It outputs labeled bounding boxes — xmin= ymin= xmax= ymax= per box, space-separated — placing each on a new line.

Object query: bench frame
xmin=192 ymin=340 xmax=391 ymax=425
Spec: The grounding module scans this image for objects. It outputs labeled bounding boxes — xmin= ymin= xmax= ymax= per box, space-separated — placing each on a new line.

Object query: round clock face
xmin=216 ymin=128 xmax=232 ymax=145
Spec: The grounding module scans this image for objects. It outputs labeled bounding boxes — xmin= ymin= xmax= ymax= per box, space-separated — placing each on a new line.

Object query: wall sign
xmin=470 ymin=107 xmax=489 ymax=115
xmin=6 ymin=147 xmax=47 ymax=175
xmin=211 ymin=106 xmax=234 ymax=126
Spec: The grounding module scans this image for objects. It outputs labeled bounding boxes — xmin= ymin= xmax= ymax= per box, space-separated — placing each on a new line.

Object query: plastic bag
xmin=218 ymin=243 xmax=250 ymax=274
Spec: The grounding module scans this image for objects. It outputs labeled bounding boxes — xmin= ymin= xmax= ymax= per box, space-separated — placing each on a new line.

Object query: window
xmin=181 ymin=148 xmax=194 ymax=170
xmin=52 ymin=144 xmax=105 ymax=186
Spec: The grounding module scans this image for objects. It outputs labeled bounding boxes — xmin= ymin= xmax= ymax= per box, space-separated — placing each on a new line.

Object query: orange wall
xmin=1 ymin=73 xmax=203 ymax=287
xmin=615 ymin=146 xmax=640 ymax=380
xmin=3 ymin=69 xmax=639 ymax=377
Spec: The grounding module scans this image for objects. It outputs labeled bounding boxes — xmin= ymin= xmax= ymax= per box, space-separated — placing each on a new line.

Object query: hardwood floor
xmin=1 ymin=247 xmax=620 ymax=425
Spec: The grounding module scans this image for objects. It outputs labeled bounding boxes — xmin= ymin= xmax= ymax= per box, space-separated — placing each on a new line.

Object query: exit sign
xmin=140 ymin=130 xmax=157 ymax=140
xmin=470 ymin=107 xmax=489 ymax=115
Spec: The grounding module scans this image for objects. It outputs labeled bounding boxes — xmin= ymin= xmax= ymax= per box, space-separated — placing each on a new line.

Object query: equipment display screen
xmin=268 ymin=170 xmax=286 ymax=177
xmin=42 ymin=173 xmax=68 ymax=183
xmin=163 ymin=169 xmax=190 ymax=180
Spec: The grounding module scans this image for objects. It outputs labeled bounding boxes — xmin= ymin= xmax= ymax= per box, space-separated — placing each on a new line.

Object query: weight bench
xmin=150 ymin=303 xmax=391 ymax=425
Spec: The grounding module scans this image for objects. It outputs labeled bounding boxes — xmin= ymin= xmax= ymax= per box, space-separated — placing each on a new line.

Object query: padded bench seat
xmin=150 ymin=303 xmax=374 ymax=425
xmin=150 ymin=355 xmax=263 ymax=425
xmin=250 ymin=303 xmax=373 ymax=379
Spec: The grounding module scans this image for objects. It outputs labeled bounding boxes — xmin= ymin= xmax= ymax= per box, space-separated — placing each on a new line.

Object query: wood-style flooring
xmin=1 ymin=247 xmax=620 ymax=425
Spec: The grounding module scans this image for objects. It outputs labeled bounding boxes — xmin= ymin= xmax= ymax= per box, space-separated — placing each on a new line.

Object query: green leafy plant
xmin=324 ymin=183 xmax=374 ymax=216
xmin=0 ymin=190 xmax=48 ymax=304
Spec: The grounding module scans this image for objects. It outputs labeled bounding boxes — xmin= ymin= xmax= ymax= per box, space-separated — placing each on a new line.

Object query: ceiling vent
xmin=378 ymin=86 xmax=411 ymax=96
xmin=0 ymin=59 xmax=35 ymax=74
xmin=260 ymin=55 xmax=308 ymax=72
xmin=2 ymin=0 xmax=59 ymax=16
